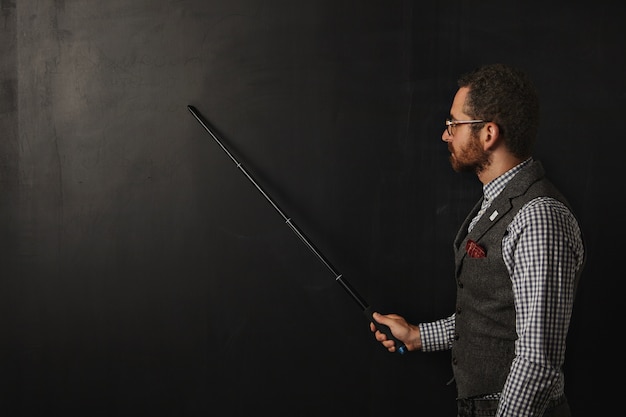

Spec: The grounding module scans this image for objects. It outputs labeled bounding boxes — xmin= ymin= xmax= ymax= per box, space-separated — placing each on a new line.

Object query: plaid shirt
xmin=419 ymin=159 xmax=585 ymax=417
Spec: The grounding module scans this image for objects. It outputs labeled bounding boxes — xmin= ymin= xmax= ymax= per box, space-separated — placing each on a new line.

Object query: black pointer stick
xmin=187 ymin=105 xmax=407 ymax=355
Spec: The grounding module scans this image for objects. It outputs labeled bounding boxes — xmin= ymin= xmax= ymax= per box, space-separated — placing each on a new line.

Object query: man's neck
xmin=477 ymin=155 xmax=526 ymax=185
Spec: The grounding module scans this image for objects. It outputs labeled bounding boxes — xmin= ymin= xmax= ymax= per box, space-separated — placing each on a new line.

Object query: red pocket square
xmin=465 ymin=239 xmax=486 ymax=258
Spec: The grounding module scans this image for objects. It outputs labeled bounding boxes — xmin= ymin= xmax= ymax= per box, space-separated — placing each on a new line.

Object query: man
xmin=370 ymin=63 xmax=585 ymax=417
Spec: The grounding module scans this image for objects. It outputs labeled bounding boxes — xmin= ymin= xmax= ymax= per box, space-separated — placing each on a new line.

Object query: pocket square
xmin=465 ymin=239 xmax=486 ymax=258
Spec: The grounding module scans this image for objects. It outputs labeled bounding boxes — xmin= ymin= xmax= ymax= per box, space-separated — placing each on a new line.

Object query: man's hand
xmin=370 ymin=312 xmax=421 ymax=352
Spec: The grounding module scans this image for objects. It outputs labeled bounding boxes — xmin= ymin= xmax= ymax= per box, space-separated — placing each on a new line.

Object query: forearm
xmin=497 ymin=356 xmax=561 ymax=417
xmin=418 ymin=314 xmax=455 ymax=352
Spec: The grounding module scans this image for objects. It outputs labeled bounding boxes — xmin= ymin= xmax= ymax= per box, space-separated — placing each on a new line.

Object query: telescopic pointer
xmin=187 ymin=105 xmax=407 ymax=355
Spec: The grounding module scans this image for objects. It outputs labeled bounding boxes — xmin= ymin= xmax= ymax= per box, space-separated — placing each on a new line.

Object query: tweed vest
xmin=450 ymin=160 xmax=582 ymax=399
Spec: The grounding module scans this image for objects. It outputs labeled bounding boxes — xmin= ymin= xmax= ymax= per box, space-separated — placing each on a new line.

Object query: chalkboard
xmin=1 ymin=1 xmax=623 ymax=416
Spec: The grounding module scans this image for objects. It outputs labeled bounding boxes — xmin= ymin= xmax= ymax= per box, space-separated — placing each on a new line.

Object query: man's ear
xmin=481 ymin=122 xmax=500 ymax=151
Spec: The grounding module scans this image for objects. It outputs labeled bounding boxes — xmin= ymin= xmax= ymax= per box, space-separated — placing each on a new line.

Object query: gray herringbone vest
xmin=450 ymin=160 xmax=582 ymax=399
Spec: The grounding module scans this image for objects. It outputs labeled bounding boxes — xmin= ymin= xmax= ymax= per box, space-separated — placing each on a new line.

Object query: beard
xmin=448 ymin=133 xmax=491 ymax=174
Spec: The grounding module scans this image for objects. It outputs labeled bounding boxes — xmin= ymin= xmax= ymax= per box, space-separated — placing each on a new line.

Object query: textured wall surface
xmin=1 ymin=1 xmax=623 ymax=416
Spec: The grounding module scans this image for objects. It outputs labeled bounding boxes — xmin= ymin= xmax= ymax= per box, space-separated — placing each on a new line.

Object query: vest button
xmin=454 ymin=332 xmax=460 ymax=340
xmin=452 ymin=356 xmax=458 ymax=365
xmin=457 ymin=280 xmax=463 ymax=288
xmin=456 ymin=306 xmax=462 ymax=314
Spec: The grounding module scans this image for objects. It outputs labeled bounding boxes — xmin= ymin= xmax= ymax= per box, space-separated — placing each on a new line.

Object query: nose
xmin=442 ymin=129 xmax=452 ymax=142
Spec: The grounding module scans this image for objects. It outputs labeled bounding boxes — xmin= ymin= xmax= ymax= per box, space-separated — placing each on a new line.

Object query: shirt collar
xmin=482 ymin=157 xmax=533 ymax=202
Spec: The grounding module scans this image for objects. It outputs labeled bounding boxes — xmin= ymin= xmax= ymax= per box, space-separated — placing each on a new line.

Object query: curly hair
xmin=458 ymin=63 xmax=539 ymax=159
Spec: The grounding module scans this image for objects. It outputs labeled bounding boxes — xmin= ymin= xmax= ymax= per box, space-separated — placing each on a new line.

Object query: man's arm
xmin=498 ymin=197 xmax=584 ymax=416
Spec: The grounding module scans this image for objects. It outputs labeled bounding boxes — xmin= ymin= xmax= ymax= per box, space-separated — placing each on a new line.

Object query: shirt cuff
xmin=418 ymin=315 xmax=455 ymax=352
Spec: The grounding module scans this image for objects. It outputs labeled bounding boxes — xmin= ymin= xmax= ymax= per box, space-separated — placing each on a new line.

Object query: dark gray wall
xmin=1 ymin=1 xmax=622 ymax=416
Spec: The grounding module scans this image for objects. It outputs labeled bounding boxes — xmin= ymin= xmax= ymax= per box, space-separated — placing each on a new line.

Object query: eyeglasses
xmin=445 ymin=119 xmax=486 ymax=136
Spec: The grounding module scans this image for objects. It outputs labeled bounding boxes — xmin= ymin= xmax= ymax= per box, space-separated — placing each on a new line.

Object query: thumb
xmin=372 ymin=311 xmax=388 ymax=324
